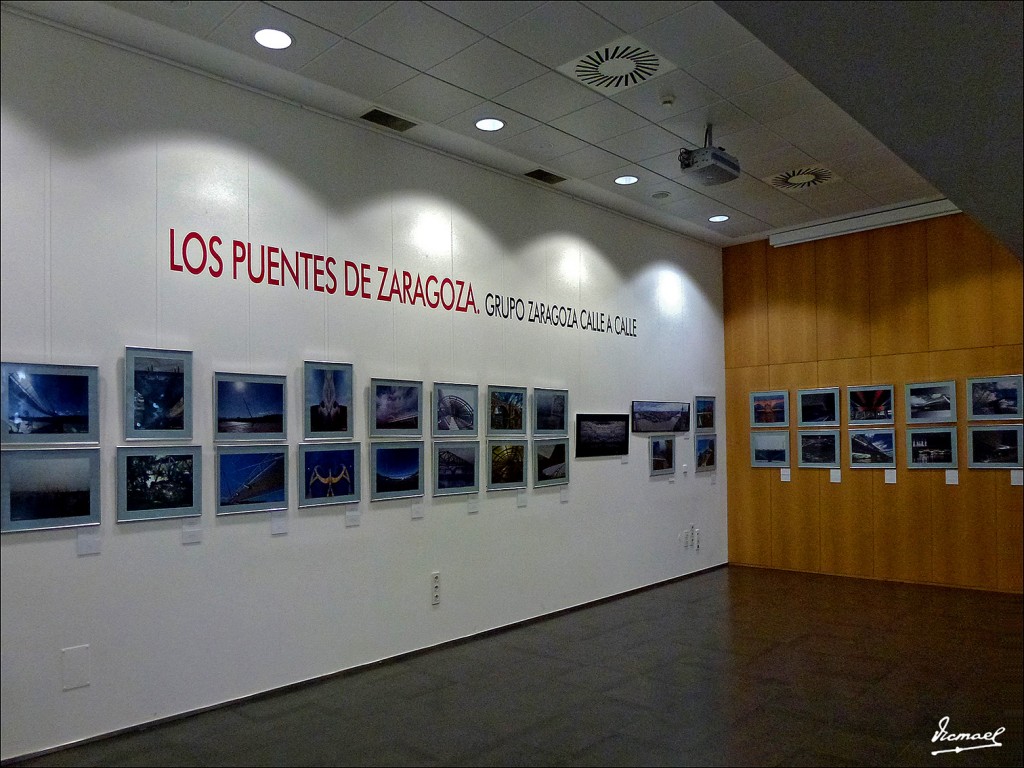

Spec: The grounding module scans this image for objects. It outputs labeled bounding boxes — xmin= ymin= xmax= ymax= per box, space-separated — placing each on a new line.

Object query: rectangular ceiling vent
xmin=360 ymin=109 xmax=416 ymax=132
xmin=524 ymin=169 xmax=566 ymax=185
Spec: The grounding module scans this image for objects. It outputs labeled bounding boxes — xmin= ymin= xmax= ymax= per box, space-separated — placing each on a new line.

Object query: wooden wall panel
xmin=868 ymin=220 xmax=929 ymax=356
xmin=726 ymin=365 xmax=772 ymax=565
xmin=816 ymin=232 xmax=872 ymax=361
xmin=996 ymin=482 xmax=1024 ymax=592
xmin=766 ymin=241 xmax=817 ymax=364
xmin=723 ymin=240 xmax=769 ymax=369
xmin=930 ymin=472 xmax=999 ymax=589
xmin=991 ymin=241 xmax=1024 ymax=347
xmin=927 ymin=215 xmax=993 ymax=351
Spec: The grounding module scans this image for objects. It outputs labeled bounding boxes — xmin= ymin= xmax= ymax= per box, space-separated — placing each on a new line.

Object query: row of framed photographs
xmin=648 ymin=433 xmax=718 ymax=476
xmin=630 ymin=395 xmax=716 ymax=434
xmin=750 ymin=424 xmax=1023 ymax=470
xmin=750 ymin=375 xmax=1022 ymax=428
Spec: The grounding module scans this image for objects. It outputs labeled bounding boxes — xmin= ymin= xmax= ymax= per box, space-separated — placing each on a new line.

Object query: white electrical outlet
xmin=695 ymin=529 xmax=700 ymax=549
xmin=431 ymin=571 xmax=440 ymax=606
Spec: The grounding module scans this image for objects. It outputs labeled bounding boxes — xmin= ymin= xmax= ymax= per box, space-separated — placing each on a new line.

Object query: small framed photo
xmin=369 ymin=378 xmax=423 ymax=438
xmin=631 ymin=400 xmax=690 ymax=433
xmin=797 ymin=430 xmax=840 ymax=468
xmin=370 ymin=441 xmax=424 ymax=501
xmin=214 ymin=372 xmax=287 ymax=440
xmin=2 ymin=448 xmax=101 ymax=533
xmin=797 ymin=387 xmax=839 ymax=427
xmin=2 ymin=361 xmax=99 ymax=444
xmin=967 ymin=425 xmax=1022 ymax=468
xmin=117 ymin=445 xmax=201 ymax=522
xmin=905 ymin=380 xmax=956 ymax=424
xmin=125 ymin=347 xmax=193 ymax=440
xmin=694 ymin=396 xmax=715 ymax=432
xmin=967 ymin=375 xmax=1023 ymax=420
xmin=533 ymin=388 xmax=569 ymax=437
xmin=487 ymin=439 xmax=528 ymax=491
xmin=750 ymin=390 xmax=789 ymax=427
xmin=488 ymin=385 xmax=527 ymax=436
xmin=433 ymin=440 xmax=479 ymax=496
xmin=298 ymin=443 xmax=360 ymax=507
xmin=906 ymin=427 xmax=957 ymax=469
xmin=751 ymin=430 xmax=790 ymax=467
xmin=849 ymin=429 xmax=896 ymax=468
xmin=649 ymin=435 xmax=675 ymax=476
xmin=848 ymin=385 xmax=894 ymax=426
xmin=432 ymin=382 xmax=478 ymax=438
xmin=303 ymin=361 xmax=353 ymax=439
xmin=575 ymin=414 xmax=629 ymax=458
xmin=216 ymin=444 xmax=288 ymax=515
xmin=534 ymin=438 xmax=569 ymax=487
xmin=695 ymin=433 xmax=717 ymax=472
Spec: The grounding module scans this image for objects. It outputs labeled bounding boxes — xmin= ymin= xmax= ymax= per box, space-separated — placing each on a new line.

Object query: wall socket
xmin=431 ymin=571 xmax=440 ymax=606
xmin=695 ymin=528 xmax=700 ymax=550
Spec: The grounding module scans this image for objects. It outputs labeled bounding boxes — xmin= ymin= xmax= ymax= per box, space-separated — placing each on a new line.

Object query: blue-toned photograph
xmin=849 ymin=429 xmax=896 ymax=468
xmin=2 ymin=448 xmax=101 ymax=532
xmin=434 ymin=440 xmax=479 ymax=496
xmin=534 ymin=388 xmax=568 ymax=436
xmin=217 ymin=446 xmax=287 ymax=514
xmin=371 ymin=442 xmax=423 ymax=500
xmin=968 ymin=375 xmax=1022 ymax=419
xmin=300 ymin=444 xmax=359 ymax=506
xmin=215 ymin=373 xmax=286 ymax=440
xmin=304 ymin=362 xmax=353 ymax=438
xmin=695 ymin=433 xmax=717 ymax=472
xmin=2 ymin=362 xmax=99 ymax=443
xmin=370 ymin=379 xmax=422 ymax=437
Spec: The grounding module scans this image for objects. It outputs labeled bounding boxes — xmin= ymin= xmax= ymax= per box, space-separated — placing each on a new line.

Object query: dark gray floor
xmin=7 ymin=565 xmax=1022 ymax=767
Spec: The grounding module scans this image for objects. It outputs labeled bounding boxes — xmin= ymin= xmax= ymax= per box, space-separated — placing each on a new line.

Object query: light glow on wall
xmin=412 ymin=211 xmax=450 ymax=256
xmin=656 ymin=270 xmax=684 ymax=317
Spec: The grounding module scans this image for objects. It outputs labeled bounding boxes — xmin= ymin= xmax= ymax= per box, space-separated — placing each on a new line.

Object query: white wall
xmin=0 ymin=11 xmax=726 ymax=759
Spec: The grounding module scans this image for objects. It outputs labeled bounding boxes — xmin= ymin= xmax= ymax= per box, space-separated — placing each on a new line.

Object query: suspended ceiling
xmin=3 ymin=1 xmax=1021 ymax=256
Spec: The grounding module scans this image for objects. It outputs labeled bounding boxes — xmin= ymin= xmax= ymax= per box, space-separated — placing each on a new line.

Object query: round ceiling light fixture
xmin=475 ymin=118 xmax=505 ymax=132
xmin=709 ymin=215 xmax=730 ymax=223
xmin=254 ymin=28 xmax=292 ymax=50
xmin=614 ymin=175 xmax=639 ymax=185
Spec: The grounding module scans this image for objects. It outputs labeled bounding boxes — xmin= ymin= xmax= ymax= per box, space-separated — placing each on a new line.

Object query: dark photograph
xmin=534 ymin=439 xmax=568 ymax=486
xmin=695 ymin=434 xmax=716 ymax=471
xmin=305 ymin=362 xmax=352 ymax=438
xmin=907 ymin=428 xmax=955 ymax=467
xmin=217 ymin=447 xmax=287 ymax=513
xmin=372 ymin=380 xmax=422 ymax=437
xmin=489 ymin=386 xmax=526 ymax=434
xmin=649 ymin=436 xmax=674 ymax=476
xmin=301 ymin=445 xmax=358 ymax=505
xmin=575 ymin=414 xmax=629 ymax=458
xmin=968 ymin=426 xmax=1022 ymax=468
xmin=798 ymin=388 xmax=839 ymax=426
xmin=798 ymin=431 xmax=839 ymax=467
xmin=968 ymin=375 xmax=1022 ymax=419
xmin=2 ymin=449 xmax=100 ymax=532
xmin=695 ymin=396 xmax=715 ymax=431
xmin=216 ymin=375 xmax=286 ymax=438
xmin=434 ymin=441 xmax=478 ymax=495
xmin=125 ymin=452 xmax=196 ymax=513
xmin=488 ymin=440 xmax=527 ymax=489
xmin=849 ymin=430 xmax=896 ymax=467
xmin=533 ymin=388 xmax=568 ymax=435
xmin=2 ymin=363 xmax=96 ymax=441
xmin=372 ymin=442 xmax=423 ymax=500
xmin=848 ymin=386 xmax=894 ymax=424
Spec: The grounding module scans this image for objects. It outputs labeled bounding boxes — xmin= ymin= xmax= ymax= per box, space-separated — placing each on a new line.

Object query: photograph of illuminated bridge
xmin=849 ymin=429 xmax=896 ymax=468
xmin=2 ymin=363 xmax=95 ymax=440
xmin=434 ymin=441 xmax=478 ymax=495
xmin=217 ymin=446 xmax=287 ymax=514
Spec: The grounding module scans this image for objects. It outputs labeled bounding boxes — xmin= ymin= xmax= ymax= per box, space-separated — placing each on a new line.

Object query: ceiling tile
xmin=299 ymin=40 xmax=419 ymax=100
xmin=347 ymin=2 xmax=482 ymax=71
xmin=496 ymin=124 xmax=590 ymax=162
xmin=822 ymin=147 xmax=928 ymax=191
xmin=550 ymin=99 xmax=649 ymax=143
xmin=545 ymin=145 xmax=630 ymax=178
xmin=698 ymin=177 xmax=816 ymax=226
xmin=741 ymin=145 xmax=818 ymax=180
xmin=637 ymin=148 xmax=690 ymax=180
xmin=658 ymin=100 xmax=756 ymax=146
xmin=730 ymin=73 xmax=834 ymax=124
xmin=685 ymin=40 xmax=796 ymax=98
xmin=105 ymin=1 xmax=243 ymax=37
xmin=867 ymin=179 xmax=945 ymax=207
xmin=598 ymin=124 xmax=686 ymax=162
xmin=428 ymin=38 xmax=549 ymax=98
xmin=439 ymin=102 xmax=540 ymax=143
xmin=580 ymin=1 xmax=695 ymax=33
xmin=634 ymin=1 xmax=756 ymax=70
xmin=424 ymin=1 xmax=545 ymax=34
xmin=494 ymin=71 xmax=603 ymax=122
xmin=491 ymin=1 xmax=624 ymax=68
xmin=708 ymin=126 xmax=791 ymax=161
xmin=377 ymin=74 xmax=484 ymax=125
xmin=609 ymin=69 xmax=717 ymax=121
xmin=781 ymin=180 xmax=880 ymax=218
xmin=205 ymin=2 xmax=341 ymax=70
xmin=264 ymin=1 xmax=391 ymax=36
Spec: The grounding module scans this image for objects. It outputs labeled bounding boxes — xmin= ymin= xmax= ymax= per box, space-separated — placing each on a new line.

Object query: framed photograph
xmin=216 ymin=444 xmax=288 ymax=515
xmin=534 ymin=438 xmax=569 ymax=487
xmin=303 ymin=361 xmax=353 ymax=439
xmin=751 ymin=430 xmax=790 ymax=467
xmin=433 ymin=440 xmax=479 ymax=496
xmin=695 ymin=433 xmax=717 ymax=472
xmin=967 ymin=375 xmax=1023 ymax=420
xmin=432 ymin=382 xmax=478 ymax=438
xmin=487 ymin=439 xmax=528 ymax=491
xmin=849 ymin=429 xmax=896 ymax=468
xmin=905 ymin=380 xmax=956 ymax=424
xmin=631 ymin=400 xmax=690 ymax=433
xmin=533 ymin=388 xmax=569 ymax=437
xmin=847 ymin=385 xmax=894 ymax=426
xmin=298 ymin=443 xmax=360 ymax=507
xmin=575 ymin=413 xmax=629 ymax=458
xmin=488 ymin=385 xmax=527 ymax=436
xmin=214 ymin=372 xmax=286 ymax=440
xmin=750 ymin=390 xmax=789 ymax=427
xmin=369 ymin=378 xmax=423 ymax=438
xmin=649 ymin=435 xmax=675 ymax=476
xmin=124 ymin=347 xmax=193 ymax=440
xmin=2 ymin=448 xmax=101 ymax=533
xmin=370 ymin=441 xmax=424 ymax=501
xmin=1 ymin=361 xmax=99 ymax=444
xmin=967 ymin=425 xmax=1023 ymax=468
xmin=906 ymin=427 xmax=957 ymax=469
xmin=797 ymin=430 xmax=840 ymax=468
xmin=117 ymin=445 xmax=201 ymax=522
xmin=797 ymin=387 xmax=840 ymax=427
xmin=694 ymin=396 xmax=715 ymax=432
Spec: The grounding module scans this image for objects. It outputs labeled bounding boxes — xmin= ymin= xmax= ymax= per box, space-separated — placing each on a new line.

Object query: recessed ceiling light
xmin=254 ymin=28 xmax=292 ymax=50
xmin=709 ymin=215 xmax=730 ymax=223
xmin=475 ymin=118 xmax=504 ymax=132
xmin=614 ymin=175 xmax=639 ymax=185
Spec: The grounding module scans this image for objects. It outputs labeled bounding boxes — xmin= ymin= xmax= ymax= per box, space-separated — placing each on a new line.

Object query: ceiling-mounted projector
xmin=678 ymin=123 xmax=740 ymax=185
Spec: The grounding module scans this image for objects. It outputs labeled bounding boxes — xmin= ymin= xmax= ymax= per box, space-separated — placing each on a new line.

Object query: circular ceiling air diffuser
xmin=769 ymin=167 xmax=835 ymax=190
xmin=574 ymin=45 xmax=660 ymax=90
